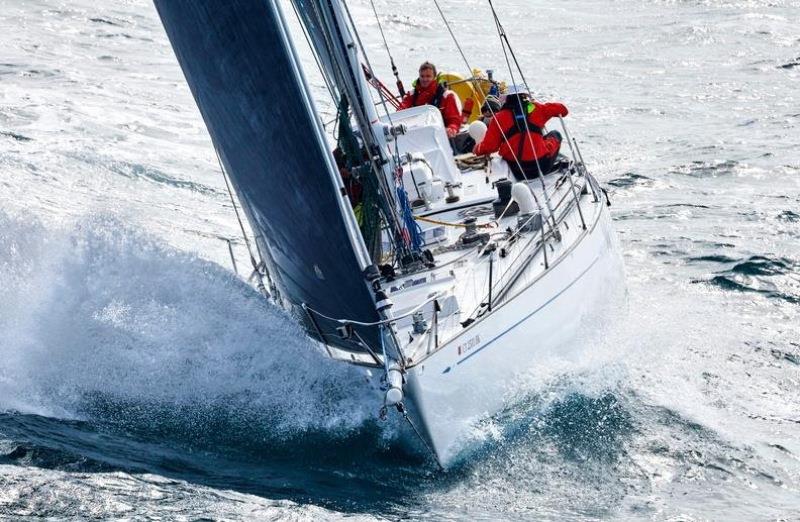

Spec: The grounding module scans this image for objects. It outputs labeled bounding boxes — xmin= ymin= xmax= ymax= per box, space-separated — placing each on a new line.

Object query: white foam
xmin=0 ymin=211 xmax=379 ymax=438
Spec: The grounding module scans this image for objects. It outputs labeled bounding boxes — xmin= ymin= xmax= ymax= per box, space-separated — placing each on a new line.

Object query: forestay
xmin=154 ymin=0 xmax=382 ymax=353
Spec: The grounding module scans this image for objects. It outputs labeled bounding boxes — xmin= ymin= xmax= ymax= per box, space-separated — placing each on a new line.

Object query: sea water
xmin=1 ymin=0 xmax=798 ymax=519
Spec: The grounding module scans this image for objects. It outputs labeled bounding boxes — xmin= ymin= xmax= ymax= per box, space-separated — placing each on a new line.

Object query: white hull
xmin=402 ymin=201 xmax=623 ymax=467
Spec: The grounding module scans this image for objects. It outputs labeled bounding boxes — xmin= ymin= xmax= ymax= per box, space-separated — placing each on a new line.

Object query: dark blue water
xmin=1 ymin=0 xmax=799 ymax=519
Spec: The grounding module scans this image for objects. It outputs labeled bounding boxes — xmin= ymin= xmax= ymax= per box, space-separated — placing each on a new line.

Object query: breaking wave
xmin=0 ymin=211 xmax=387 ymax=448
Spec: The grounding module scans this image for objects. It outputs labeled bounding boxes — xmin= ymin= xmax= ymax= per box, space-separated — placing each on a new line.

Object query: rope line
xmin=302 ymin=291 xmax=444 ymax=327
xmin=396 ymin=179 xmax=426 ymax=252
xmin=415 ymin=215 xmax=496 ymax=229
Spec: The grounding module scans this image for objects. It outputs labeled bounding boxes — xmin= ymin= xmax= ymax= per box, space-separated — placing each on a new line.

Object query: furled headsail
xmin=153 ymin=0 xmax=382 ymax=353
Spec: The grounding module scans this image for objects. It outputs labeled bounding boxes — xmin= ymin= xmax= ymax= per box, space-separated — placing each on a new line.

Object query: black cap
xmin=481 ymin=95 xmax=501 ymax=114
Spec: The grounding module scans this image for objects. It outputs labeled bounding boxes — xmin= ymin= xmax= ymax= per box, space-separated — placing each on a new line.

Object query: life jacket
xmin=503 ymin=101 xmax=548 ymax=177
xmin=504 ymin=100 xmax=544 ymax=140
xmin=411 ymin=81 xmax=446 ymax=108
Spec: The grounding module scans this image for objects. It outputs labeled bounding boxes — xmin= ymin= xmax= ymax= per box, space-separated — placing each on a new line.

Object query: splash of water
xmin=0 ymin=211 xmax=384 ymax=446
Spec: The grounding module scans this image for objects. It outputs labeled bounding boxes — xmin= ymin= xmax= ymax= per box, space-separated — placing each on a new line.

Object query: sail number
xmin=457 ymin=335 xmax=481 ymax=356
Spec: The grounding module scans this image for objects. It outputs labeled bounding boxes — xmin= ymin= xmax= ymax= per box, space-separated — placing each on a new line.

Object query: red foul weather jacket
xmin=398 ymin=81 xmax=461 ymax=135
xmin=473 ymin=101 xmax=568 ymax=161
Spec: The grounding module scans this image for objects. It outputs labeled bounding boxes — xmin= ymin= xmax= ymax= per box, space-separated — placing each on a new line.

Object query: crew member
xmin=479 ymin=95 xmax=501 ymax=124
xmin=333 ymin=147 xmax=363 ymax=220
xmin=398 ymin=61 xmax=461 ymax=138
xmin=473 ymin=85 xmax=568 ymax=180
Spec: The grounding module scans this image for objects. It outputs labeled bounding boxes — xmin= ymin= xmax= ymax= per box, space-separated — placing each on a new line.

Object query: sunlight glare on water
xmin=1 ymin=0 xmax=798 ymax=519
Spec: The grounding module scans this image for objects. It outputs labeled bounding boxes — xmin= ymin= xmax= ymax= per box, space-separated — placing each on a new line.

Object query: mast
xmin=292 ymin=0 xmax=413 ymax=368
xmin=293 ymin=0 xmax=415 ymax=262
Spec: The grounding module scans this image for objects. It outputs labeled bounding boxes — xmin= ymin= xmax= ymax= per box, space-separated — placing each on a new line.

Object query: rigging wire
xmin=288 ymin=0 xmax=337 ymax=102
xmin=304 ymin=290 xmax=444 ymax=327
xmin=487 ymin=0 xmax=559 ymax=232
xmin=429 ymin=0 xmax=564 ymax=276
xmin=430 ymin=0 xmax=473 ymax=82
xmin=487 ymin=0 xmax=531 ymax=94
xmin=315 ymin=0 xmax=410 ymax=260
xmin=429 ymin=0 xmax=551 ymax=223
xmin=213 ymin=146 xmax=271 ymax=299
xmin=340 ymin=0 xmax=397 ymax=129
xmin=368 ymin=0 xmax=406 ymax=96
xmin=398 ymin=402 xmax=444 ymax=471
xmin=340 ymin=0 xmax=426 ymax=260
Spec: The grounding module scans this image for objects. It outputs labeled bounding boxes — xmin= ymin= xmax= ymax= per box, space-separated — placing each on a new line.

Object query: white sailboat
xmin=153 ymin=0 xmax=624 ymax=468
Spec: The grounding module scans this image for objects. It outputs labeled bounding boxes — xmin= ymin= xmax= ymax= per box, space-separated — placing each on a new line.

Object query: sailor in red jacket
xmin=398 ymin=61 xmax=461 ymax=138
xmin=473 ymin=85 xmax=568 ymax=180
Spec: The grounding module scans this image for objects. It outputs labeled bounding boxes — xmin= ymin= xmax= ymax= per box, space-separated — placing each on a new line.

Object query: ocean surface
xmin=1 ymin=0 xmax=799 ymax=519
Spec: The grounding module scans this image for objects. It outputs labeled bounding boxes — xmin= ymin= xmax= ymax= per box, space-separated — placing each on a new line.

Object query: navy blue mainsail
xmin=154 ymin=0 xmax=381 ymax=353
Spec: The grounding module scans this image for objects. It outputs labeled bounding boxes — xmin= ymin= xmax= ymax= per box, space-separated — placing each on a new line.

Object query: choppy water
xmin=1 ymin=0 xmax=799 ymax=519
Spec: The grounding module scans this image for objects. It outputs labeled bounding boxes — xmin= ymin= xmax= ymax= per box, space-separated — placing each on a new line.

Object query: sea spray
xmin=0 ymin=211 xmax=395 ymax=447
